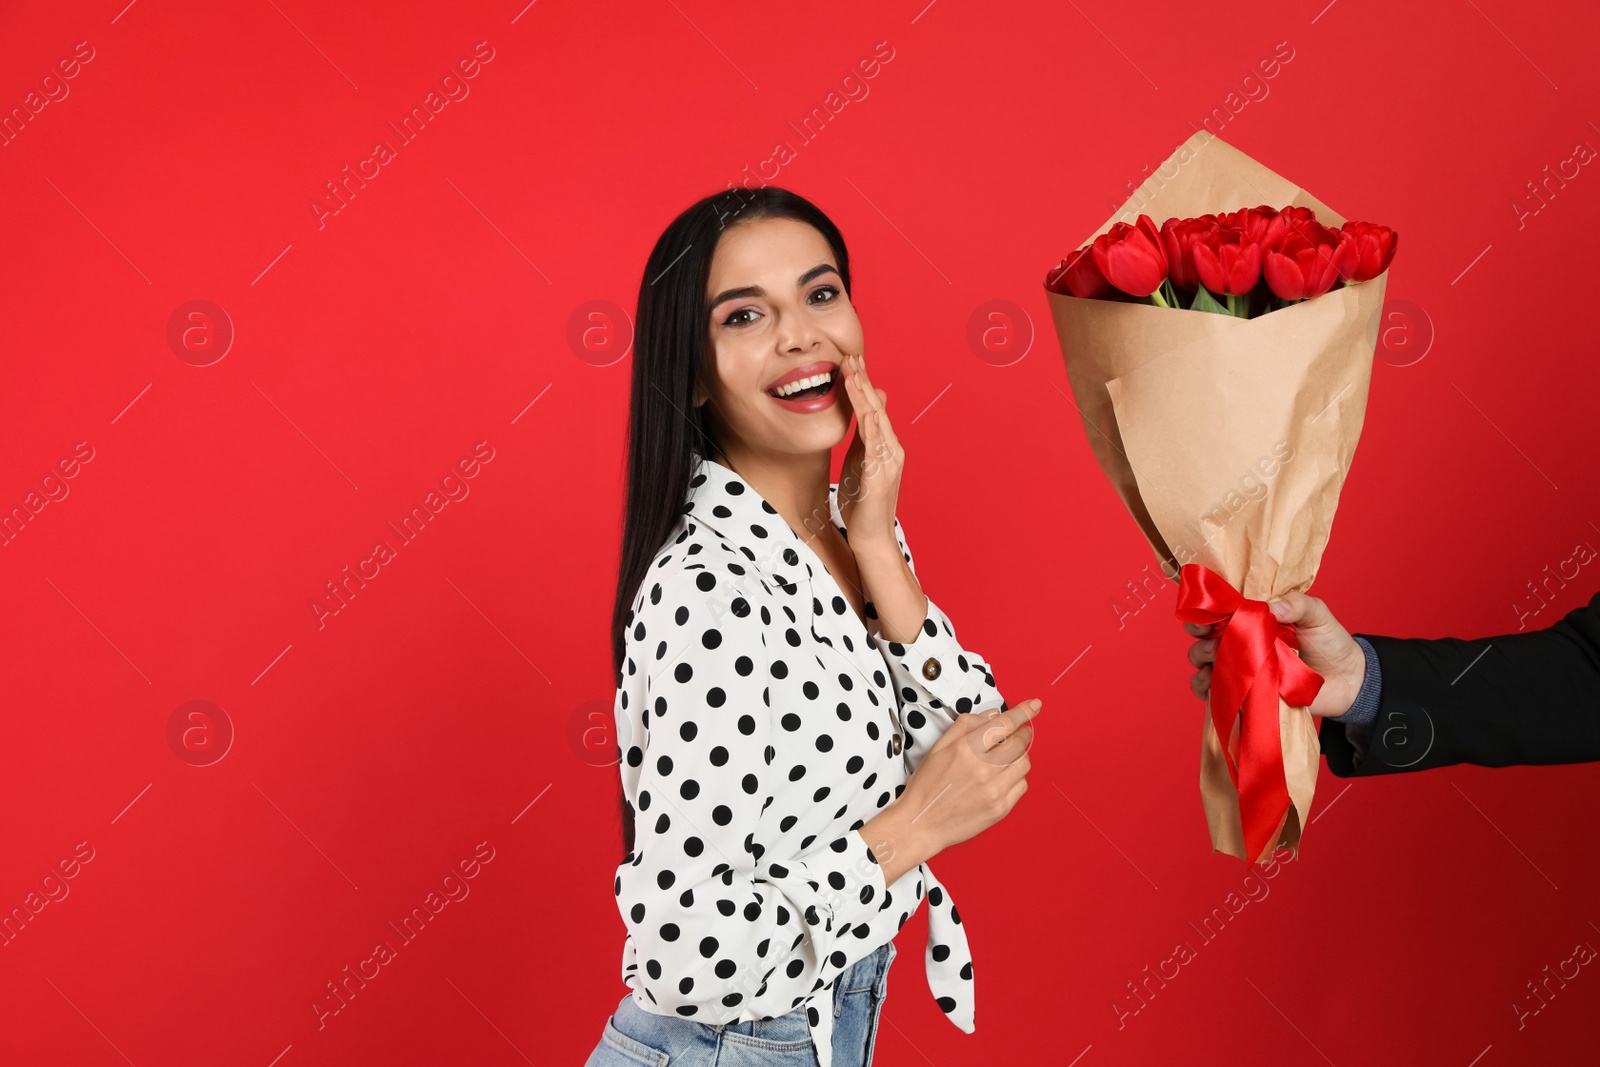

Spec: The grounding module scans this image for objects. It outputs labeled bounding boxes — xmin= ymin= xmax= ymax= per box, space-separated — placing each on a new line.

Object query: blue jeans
xmin=585 ymin=939 xmax=897 ymax=1067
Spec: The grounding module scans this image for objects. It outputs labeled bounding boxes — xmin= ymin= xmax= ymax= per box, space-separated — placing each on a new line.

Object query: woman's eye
xmin=722 ymin=287 xmax=837 ymax=328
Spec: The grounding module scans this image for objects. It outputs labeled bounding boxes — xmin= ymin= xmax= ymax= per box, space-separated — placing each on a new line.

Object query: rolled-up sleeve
xmin=613 ymin=567 xmax=890 ymax=1021
xmin=866 ymin=517 xmax=1008 ymax=765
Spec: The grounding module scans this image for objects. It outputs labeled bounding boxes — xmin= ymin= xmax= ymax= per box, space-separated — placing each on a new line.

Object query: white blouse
xmin=610 ymin=454 xmax=1009 ymax=1066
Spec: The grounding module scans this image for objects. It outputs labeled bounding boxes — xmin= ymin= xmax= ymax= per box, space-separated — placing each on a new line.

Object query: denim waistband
xmin=610 ymin=937 xmax=896 ymax=1048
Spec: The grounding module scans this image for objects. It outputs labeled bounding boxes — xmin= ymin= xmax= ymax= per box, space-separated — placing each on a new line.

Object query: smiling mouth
xmin=766 ymin=370 xmax=836 ymax=401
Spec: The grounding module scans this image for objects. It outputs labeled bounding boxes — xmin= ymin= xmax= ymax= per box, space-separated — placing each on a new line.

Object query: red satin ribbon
xmin=1174 ymin=563 xmax=1325 ymax=862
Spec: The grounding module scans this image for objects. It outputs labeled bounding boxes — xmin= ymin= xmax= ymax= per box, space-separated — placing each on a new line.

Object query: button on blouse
xmin=610 ymin=454 xmax=1008 ymax=1067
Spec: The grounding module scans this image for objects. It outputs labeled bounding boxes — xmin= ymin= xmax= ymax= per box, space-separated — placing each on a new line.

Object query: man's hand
xmin=1184 ymin=591 xmax=1366 ymax=719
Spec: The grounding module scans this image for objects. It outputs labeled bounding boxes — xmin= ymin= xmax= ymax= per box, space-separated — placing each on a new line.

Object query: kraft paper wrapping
xmin=1045 ymin=130 xmax=1388 ymax=863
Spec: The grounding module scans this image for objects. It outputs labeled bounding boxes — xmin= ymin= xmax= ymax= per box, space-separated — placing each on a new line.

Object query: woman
xmin=588 ymin=186 xmax=1043 ymax=1067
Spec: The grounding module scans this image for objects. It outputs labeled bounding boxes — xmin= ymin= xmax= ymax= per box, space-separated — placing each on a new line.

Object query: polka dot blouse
xmin=610 ymin=454 xmax=1009 ymax=1066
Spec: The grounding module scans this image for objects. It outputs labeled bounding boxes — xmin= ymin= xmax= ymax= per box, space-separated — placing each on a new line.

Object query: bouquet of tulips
xmin=1046 ymin=205 xmax=1397 ymax=319
xmin=1043 ymin=131 xmax=1398 ymax=866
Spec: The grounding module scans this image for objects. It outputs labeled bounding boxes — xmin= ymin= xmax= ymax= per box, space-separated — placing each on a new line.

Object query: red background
xmin=2 ymin=1 xmax=1597 ymax=1064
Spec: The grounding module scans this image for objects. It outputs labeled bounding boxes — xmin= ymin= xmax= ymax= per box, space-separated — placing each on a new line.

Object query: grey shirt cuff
xmin=1322 ymin=634 xmax=1381 ymax=727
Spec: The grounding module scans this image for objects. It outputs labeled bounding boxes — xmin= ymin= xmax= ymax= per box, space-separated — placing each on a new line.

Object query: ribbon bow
xmin=1174 ymin=563 xmax=1325 ymax=862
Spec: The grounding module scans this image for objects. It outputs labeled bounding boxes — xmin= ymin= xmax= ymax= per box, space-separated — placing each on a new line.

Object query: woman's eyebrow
xmin=707 ymin=263 xmax=839 ymax=314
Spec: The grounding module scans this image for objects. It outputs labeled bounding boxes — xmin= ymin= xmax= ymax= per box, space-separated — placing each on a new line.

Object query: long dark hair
xmin=612 ymin=186 xmax=854 ymax=858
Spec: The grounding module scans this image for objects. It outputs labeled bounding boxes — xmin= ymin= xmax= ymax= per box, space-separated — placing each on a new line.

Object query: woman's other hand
xmin=858 ymin=699 xmax=1043 ymax=884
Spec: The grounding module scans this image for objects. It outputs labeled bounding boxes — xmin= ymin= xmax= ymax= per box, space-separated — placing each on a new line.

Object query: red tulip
xmin=1217 ymin=205 xmax=1280 ymax=246
xmin=1091 ymin=214 xmax=1169 ymax=297
xmin=1046 ymin=245 xmax=1115 ymax=298
xmin=1340 ymin=220 xmax=1399 ymax=282
xmin=1262 ymin=221 xmax=1358 ymax=300
xmin=1192 ymin=225 xmax=1262 ymax=296
xmin=1160 ymin=215 xmax=1218 ymax=290
xmin=1253 ymin=205 xmax=1321 ymax=250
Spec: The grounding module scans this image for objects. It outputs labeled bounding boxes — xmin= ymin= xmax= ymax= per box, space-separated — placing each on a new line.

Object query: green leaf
xmin=1189 ymin=283 xmax=1230 ymax=316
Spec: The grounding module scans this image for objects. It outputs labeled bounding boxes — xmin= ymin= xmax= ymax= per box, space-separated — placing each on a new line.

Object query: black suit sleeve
xmin=1318 ymin=590 xmax=1600 ymax=777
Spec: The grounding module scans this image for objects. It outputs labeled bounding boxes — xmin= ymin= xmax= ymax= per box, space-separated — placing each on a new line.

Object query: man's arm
xmin=1318 ymin=592 xmax=1600 ymax=777
xmin=1315 ymin=634 xmax=1382 ymax=770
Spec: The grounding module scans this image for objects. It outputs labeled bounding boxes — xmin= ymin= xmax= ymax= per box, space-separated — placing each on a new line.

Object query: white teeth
xmin=768 ymin=371 xmax=833 ymax=398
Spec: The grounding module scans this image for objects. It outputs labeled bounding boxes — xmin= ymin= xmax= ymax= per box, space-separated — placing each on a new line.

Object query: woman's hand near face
xmin=838 ymin=351 xmax=902 ymax=555
xmin=838 ymin=351 xmax=927 ymax=645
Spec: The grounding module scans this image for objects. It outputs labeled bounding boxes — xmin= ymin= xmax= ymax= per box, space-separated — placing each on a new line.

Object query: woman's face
xmin=698 ymin=215 xmax=862 ymax=459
